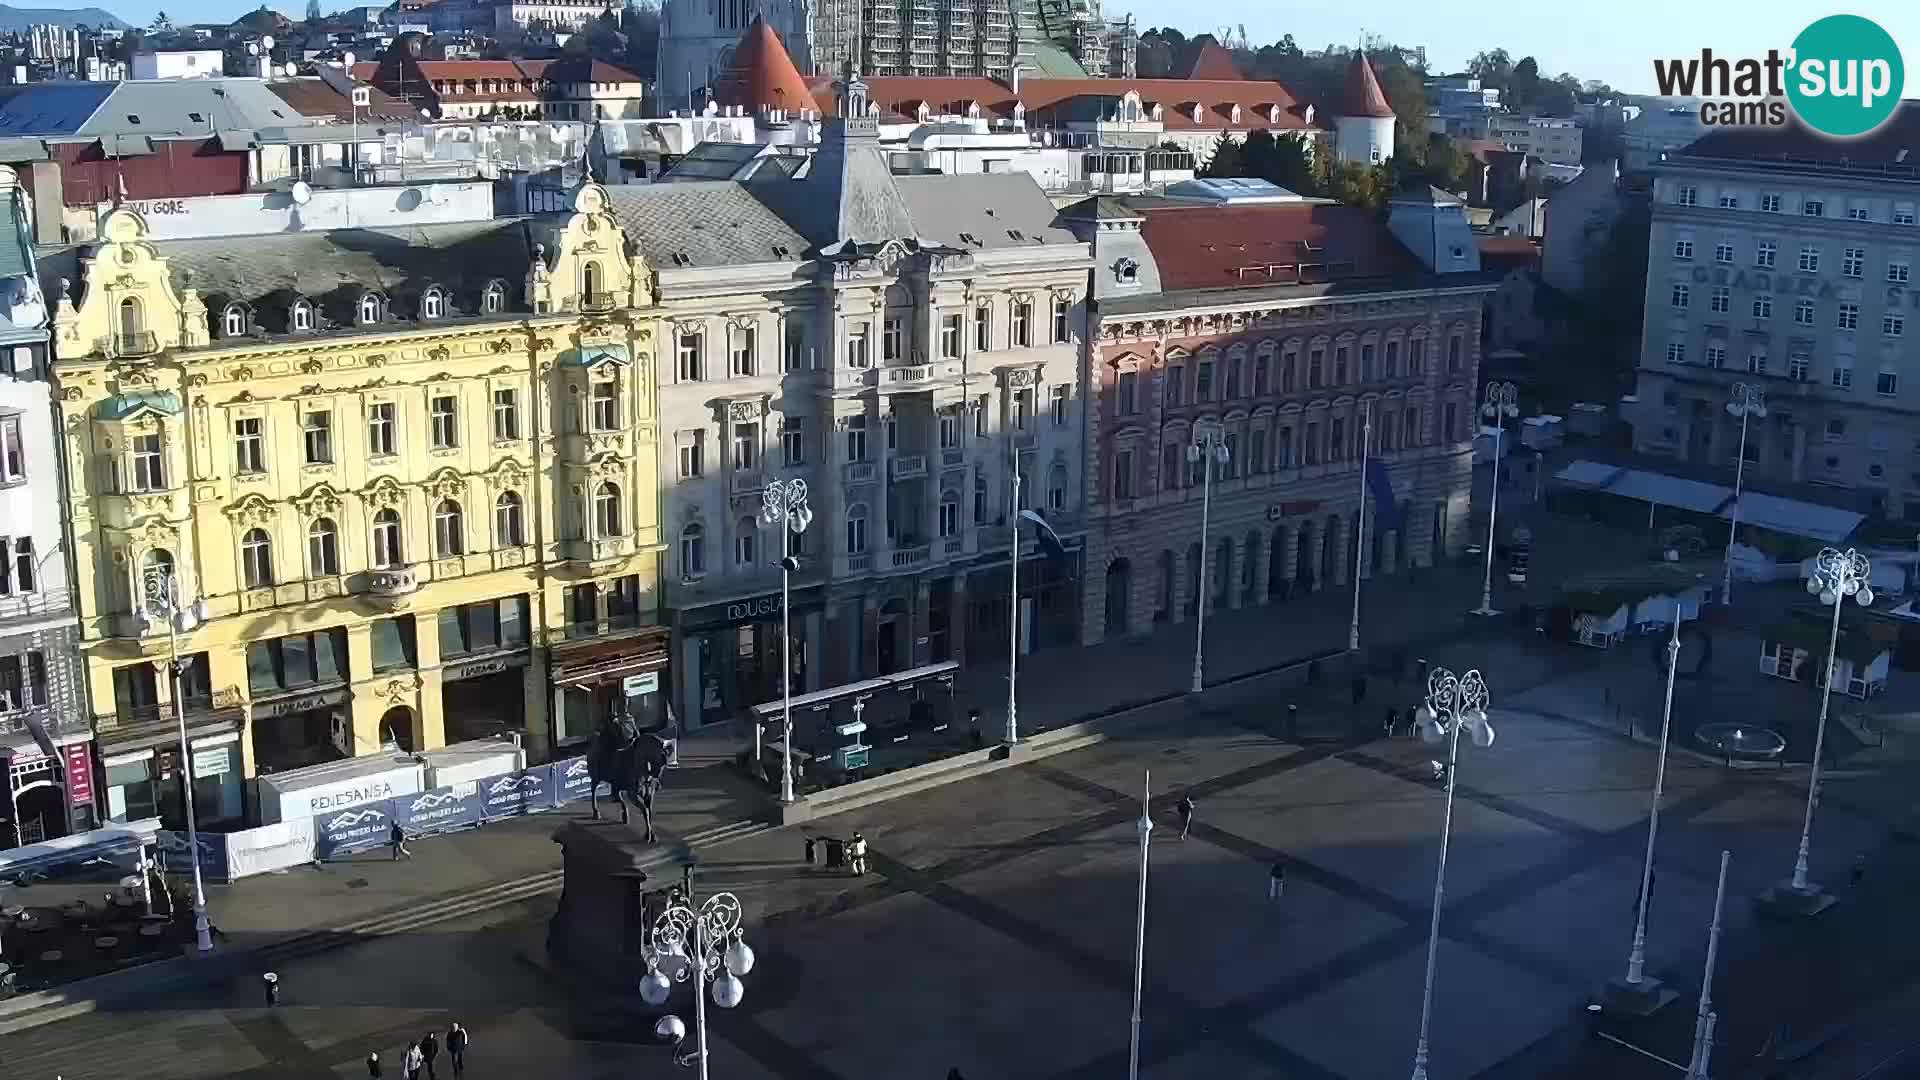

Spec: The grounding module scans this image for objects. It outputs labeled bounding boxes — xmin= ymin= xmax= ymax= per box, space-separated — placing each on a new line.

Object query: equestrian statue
xmin=587 ymin=709 xmax=673 ymax=842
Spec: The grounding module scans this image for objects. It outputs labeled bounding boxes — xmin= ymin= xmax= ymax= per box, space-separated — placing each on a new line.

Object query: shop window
xmin=246 ymin=628 xmax=348 ymax=695
xmin=0 ymin=651 xmax=47 ymax=710
xmin=371 ymin=615 xmax=417 ymax=672
xmin=439 ymin=595 xmax=529 ymax=658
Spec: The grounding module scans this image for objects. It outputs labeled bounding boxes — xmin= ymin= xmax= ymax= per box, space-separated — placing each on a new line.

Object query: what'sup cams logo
xmin=1653 ymin=15 xmax=1905 ymax=137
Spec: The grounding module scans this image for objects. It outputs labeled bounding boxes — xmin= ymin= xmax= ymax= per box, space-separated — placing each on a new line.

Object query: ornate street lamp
xmin=139 ymin=567 xmax=214 ymax=956
xmin=1762 ymin=547 xmax=1873 ymax=916
xmin=1408 ymin=667 xmax=1496 ymax=1080
xmin=1187 ymin=428 xmax=1231 ymax=695
xmin=1721 ymin=384 xmax=1767 ymax=605
xmin=1608 ymin=598 xmax=1685 ymax=1014
xmin=640 ymin=890 xmax=755 ymax=1078
xmin=758 ymin=478 xmax=812 ymax=805
xmin=1472 ymin=382 xmax=1519 ymax=617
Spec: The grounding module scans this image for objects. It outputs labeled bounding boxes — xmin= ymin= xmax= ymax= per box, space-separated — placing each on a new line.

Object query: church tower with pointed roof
xmin=1333 ymin=52 xmax=1397 ymax=165
xmin=711 ymin=16 xmax=816 ymax=116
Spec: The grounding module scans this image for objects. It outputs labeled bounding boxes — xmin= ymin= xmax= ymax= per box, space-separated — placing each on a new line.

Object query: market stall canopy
xmin=1725 ymin=492 xmax=1865 ymax=544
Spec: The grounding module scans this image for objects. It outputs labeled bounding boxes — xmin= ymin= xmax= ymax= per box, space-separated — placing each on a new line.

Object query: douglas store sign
xmin=686 ymin=585 xmax=824 ymax=631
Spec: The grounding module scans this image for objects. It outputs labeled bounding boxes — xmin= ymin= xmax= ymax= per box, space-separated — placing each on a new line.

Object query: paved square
xmin=1254 ymin=937 xmax=1578 ymax=1079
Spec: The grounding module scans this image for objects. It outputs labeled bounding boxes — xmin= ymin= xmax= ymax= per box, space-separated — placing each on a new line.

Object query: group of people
xmin=800 ymin=831 xmax=870 ymax=874
xmin=366 ymin=1022 xmax=469 ymax=1079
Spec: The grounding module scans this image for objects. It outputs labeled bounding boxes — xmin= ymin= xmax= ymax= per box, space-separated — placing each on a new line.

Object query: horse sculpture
xmin=587 ymin=711 xmax=673 ymax=843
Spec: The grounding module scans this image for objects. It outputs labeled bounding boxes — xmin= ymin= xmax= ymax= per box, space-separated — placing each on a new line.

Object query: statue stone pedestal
xmin=546 ymin=821 xmax=677 ymax=995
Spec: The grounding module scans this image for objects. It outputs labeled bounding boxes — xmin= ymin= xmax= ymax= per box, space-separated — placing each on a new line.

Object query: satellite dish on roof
xmin=262 ymin=34 xmax=276 ymax=49
xmin=344 ymin=50 xmax=356 ymax=67
xmin=247 ymin=42 xmax=259 ymax=55
xmin=284 ymin=62 xmax=300 ymax=77
xmin=291 ymin=180 xmax=313 ymax=205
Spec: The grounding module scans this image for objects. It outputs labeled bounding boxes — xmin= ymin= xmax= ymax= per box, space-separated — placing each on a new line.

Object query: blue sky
xmin=80 ymin=0 xmax=1919 ymax=98
xmin=1120 ymin=0 xmax=1917 ymax=97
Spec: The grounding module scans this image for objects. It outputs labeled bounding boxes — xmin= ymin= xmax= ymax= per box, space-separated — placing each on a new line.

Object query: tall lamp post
xmin=641 ymin=888 xmax=756 ymax=1080
xmin=1472 ymin=382 xmax=1519 ymax=617
xmin=1721 ymin=384 xmax=1767 ymax=605
xmin=1187 ymin=428 xmax=1230 ymax=695
xmin=1607 ymin=597 xmax=1685 ymax=1014
xmin=1007 ymin=467 xmax=1022 ymax=745
xmin=1408 ymin=666 xmax=1496 ymax=1080
xmin=140 ymin=568 xmax=214 ymax=956
xmin=758 ymin=479 xmax=812 ymax=805
xmin=1762 ymin=547 xmax=1873 ymax=916
xmin=1127 ymin=770 xmax=1152 ymax=1080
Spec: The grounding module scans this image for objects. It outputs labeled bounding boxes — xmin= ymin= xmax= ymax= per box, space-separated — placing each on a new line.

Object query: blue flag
xmin=1019 ymin=509 xmax=1074 ymax=574
xmin=1365 ymin=460 xmax=1402 ymax=530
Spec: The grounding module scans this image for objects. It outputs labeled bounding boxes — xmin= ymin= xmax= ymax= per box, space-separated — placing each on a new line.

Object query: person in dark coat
xmin=1176 ymin=794 xmax=1195 ymax=840
xmin=418 ymin=1030 xmax=440 ymax=1080
xmin=366 ymin=1051 xmax=382 ymax=1078
xmin=390 ymin=819 xmax=412 ymax=861
xmin=446 ymin=1021 xmax=468 ymax=1078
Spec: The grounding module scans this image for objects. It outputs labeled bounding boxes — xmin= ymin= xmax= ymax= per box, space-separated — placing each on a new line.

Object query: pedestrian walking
xmin=419 ymin=1030 xmax=440 ymax=1080
xmin=1383 ymin=708 xmax=1398 ymax=739
xmin=1284 ymin=703 xmax=1298 ymax=740
xmin=804 ymin=836 xmax=817 ymax=867
xmin=968 ymin=707 xmax=984 ymax=749
xmin=262 ymin=971 xmax=280 ymax=1006
xmin=848 ymin=831 xmax=869 ymax=875
xmin=1268 ymin=860 xmax=1285 ymax=901
xmin=402 ymin=1042 xmax=424 ymax=1080
xmin=446 ymin=1021 xmax=468 ymax=1078
xmin=366 ymin=1052 xmax=382 ymax=1079
xmin=1176 ymin=794 xmax=1195 ymax=840
xmin=390 ymin=819 xmax=412 ymax=861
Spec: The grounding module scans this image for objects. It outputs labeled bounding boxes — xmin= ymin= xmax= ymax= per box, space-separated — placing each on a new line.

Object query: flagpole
xmin=1007 ymin=468 xmax=1021 ymax=746
xmin=1350 ymin=401 xmax=1369 ymax=652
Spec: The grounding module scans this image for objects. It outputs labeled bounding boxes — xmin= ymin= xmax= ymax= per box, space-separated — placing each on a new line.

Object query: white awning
xmin=1604 ymin=469 xmax=1734 ymax=514
xmin=1725 ymin=492 xmax=1864 ymax=543
xmin=1553 ymin=460 xmax=1620 ymax=488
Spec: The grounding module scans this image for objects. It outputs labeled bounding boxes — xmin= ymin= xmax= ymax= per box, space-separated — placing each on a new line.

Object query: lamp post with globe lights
xmin=1472 ymin=382 xmax=1519 ymax=617
xmin=1606 ymin=597 xmax=1685 ymax=1015
xmin=1761 ymin=547 xmax=1873 ymax=916
xmin=141 ymin=566 xmax=215 ymax=956
xmin=1721 ymin=384 xmax=1767 ymax=605
xmin=640 ymin=890 xmax=755 ymax=1078
xmin=1408 ymin=667 xmax=1496 ymax=1080
xmin=758 ymin=478 xmax=812 ymax=805
xmin=1187 ymin=428 xmax=1231 ymax=695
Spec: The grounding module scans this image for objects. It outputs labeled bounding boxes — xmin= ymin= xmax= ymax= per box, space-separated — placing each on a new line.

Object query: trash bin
xmin=824 ymin=837 xmax=846 ymax=871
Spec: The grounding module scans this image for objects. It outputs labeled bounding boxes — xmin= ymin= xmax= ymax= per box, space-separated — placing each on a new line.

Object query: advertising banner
xmin=224 ymin=818 xmax=317 ymax=880
xmin=480 ymin=767 xmax=551 ymax=819
xmin=394 ymin=781 xmax=483 ymax=837
xmin=64 ymin=742 xmax=95 ymax=809
xmin=156 ymin=828 xmax=230 ymax=883
xmin=314 ymin=802 xmax=397 ymax=859
xmin=552 ymin=756 xmax=595 ymax=805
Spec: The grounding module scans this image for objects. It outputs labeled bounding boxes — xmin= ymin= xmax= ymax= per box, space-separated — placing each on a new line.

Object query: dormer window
xmin=221 ymin=303 xmax=249 ymax=338
xmin=420 ymin=287 xmax=445 ymax=320
xmin=357 ymin=291 xmax=385 ymax=326
xmin=290 ymin=299 xmax=314 ymax=332
xmin=481 ymin=279 xmax=507 ymax=314
xmin=1115 ymin=258 xmax=1139 ymax=284
xmin=1229 ymin=104 xmax=1242 ymax=124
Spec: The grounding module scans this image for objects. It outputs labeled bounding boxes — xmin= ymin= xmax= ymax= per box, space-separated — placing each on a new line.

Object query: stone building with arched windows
xmin=1071 ymin=179 xmax=1501 ymax=647
xmin=44 ymin=185 xmax=667 ymax=826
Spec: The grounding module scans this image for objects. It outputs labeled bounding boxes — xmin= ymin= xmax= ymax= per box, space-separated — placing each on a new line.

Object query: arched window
xmin=222 ymin=303 xmax=248 ymax=337
xmin=680 ymin=522 xmax=705 ymax=575
xmin=358 ymin=292 xmax=383 ymax=325
xmin=581 ymin=260 xmax=603 ymax=302
xmin=141 ymin=548 xmax=174 ymax=590
xmin=1047 ymin=464 xmax=1068 ymax=512
xmin=240 ymin=528 xmax=274 ymax=589
xmin=434 ymin=499 xmax=465 ymax=557
xmin=845 ymin=503 xmax=869 ymax=554
xmin=118 ymin=296 xmax=143 ymax=340
xmin=938 ymin=491 xmax=959 ymax=538
xmin=482 ymin=279 xmax=507 ymax=315
xmin=734 ymin=515 xmax=756 ymax=565
xmin=291 ymin=299 xmax=314 ymax=332
xmin=371 ymin=508 xmax=404 ymax=568
xmin=420 ymin=288 xmax=445 ymax=320
xmin=308 ymin=517 xmax=339 ymax=575
xmin=594 ymin=482 xmax=622 ymax=536
xmin=494 ymin=492 xmax=524 ymax=546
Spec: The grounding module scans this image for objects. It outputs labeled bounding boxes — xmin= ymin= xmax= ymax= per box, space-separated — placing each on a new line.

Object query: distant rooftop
xmin=1160 ymin=177 xmax=1306 ymax=205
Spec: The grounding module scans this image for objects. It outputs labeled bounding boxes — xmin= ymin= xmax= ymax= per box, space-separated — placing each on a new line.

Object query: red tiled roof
xmin=1339 ymin=53 xmax=1394 ymax=119
xmin=1185 ymin=41 xmax=1242 ymax=81
xmin=807 ymin=75 xmax=1314 ymax=131
xmin=267 ymin=77 xmax=415 ymax=123
xmin=1135 ymin=203 xmax=1419 ymax=292
xmin=713 ymin=17 xmax=813 ymax=112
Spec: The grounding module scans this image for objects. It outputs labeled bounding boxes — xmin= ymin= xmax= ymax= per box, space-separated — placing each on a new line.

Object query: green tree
xmin=1324 ymin=161 xmax=1390 ymax=212
xmin=1468 ymin=48 xmax=1512 ymax=87
xmin=1239 ymin=129 xmax=1318 ymax=194
xmin=1509 ymin=55 xmax=1541 ymax=108
xmin=1201 ymin=132 xmax=1246 ymax=177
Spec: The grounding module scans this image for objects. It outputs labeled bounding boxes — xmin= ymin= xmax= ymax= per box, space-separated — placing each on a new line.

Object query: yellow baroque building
xmin=47 ymin=186 xmax=667 ymax=827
